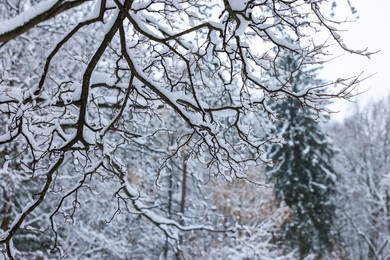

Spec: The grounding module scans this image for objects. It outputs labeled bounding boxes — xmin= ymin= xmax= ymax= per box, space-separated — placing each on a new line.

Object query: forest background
xmin=0 ymin=0 xmax=389 ymax=259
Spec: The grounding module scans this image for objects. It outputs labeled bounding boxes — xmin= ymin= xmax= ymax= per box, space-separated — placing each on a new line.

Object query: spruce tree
xmin=267 ymin=54 xmax=337 ymax=258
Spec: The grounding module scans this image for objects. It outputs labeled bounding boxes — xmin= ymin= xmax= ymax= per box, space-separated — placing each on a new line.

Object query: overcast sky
xmin=322 ymin=0 xmax=390 ymax=120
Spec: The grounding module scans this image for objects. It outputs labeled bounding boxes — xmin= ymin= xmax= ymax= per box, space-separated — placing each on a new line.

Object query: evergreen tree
xmin=267 ymin=54 xmax=337 ymax=258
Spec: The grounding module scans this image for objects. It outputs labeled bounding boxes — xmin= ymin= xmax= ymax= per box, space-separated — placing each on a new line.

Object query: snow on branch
xmin=0 ymin=0 xmax=87 ymax=43
xmin=0 ymin=0 xmax=375 ymax=258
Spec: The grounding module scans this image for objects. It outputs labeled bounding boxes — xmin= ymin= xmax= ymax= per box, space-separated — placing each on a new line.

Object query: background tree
xmin=266 ymin=53 xmax=337 ymax=258
xmin=331 ymin=94 xmax=390 ymax=260
xmin=0 ymin=0 xmax=371 ymax=258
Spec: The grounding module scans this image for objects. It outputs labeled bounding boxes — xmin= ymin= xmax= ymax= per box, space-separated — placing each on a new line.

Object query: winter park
xmin=1 ymin=0 xmax=390 ymax=259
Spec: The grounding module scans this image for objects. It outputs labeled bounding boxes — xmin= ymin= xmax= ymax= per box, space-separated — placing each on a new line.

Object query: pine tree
xmin=267 ymin=54 xmax=337 ymax=258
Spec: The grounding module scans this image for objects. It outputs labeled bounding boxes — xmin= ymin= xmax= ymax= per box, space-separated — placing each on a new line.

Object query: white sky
xmin=322 ymin=0 xmax=390 ymax=120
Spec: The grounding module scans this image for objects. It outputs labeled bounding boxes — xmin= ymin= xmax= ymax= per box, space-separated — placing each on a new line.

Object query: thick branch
xmin=0 ymin=0 xmax=87 ymax=43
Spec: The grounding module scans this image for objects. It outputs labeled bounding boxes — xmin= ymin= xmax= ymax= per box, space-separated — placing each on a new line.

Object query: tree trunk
xmin=1 ymin=191 xmax=11 ymax=231
xmin=175 ymin=154 xmax=189 ymax=260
